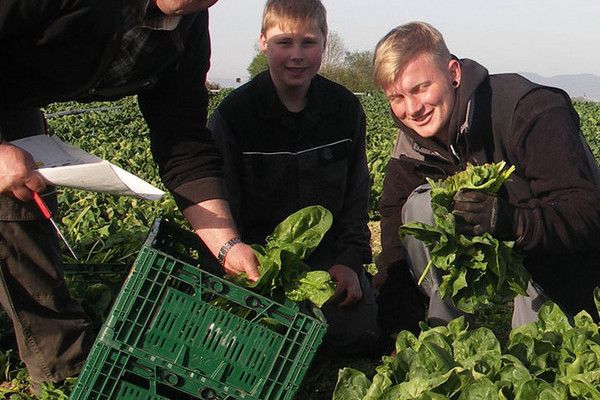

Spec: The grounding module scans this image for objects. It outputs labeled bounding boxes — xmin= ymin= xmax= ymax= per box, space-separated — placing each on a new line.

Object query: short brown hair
xmin=261 ymin=0 xmax=328 ymax=38
xmin=373 ymin=22 xmax=451 ymax=89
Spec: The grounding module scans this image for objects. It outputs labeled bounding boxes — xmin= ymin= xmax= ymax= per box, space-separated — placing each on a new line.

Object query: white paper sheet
xmin=11 ymin=135 xmax=164 ymax=201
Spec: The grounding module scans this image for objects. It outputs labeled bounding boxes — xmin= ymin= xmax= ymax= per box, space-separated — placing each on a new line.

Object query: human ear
xmin=448 ymin=59 xmax=461 ymax=86
xmin=259 ymin=33 xmax=268 ymax=54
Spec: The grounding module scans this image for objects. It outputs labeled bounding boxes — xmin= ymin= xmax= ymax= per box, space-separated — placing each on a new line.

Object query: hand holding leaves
xmin=328 ymin=264 xmax=362 ymax=307
xmin=232 ymin=205 xmax=337 ymax=308
xmin=452 ymin=190 xmax=520 ymax=241
xmin=399 ymin=161 xmax=529 ymax=313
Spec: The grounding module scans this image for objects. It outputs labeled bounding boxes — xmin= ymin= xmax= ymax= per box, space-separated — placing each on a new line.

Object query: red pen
xmin=32 ymin=192 xmax=78 ymax=260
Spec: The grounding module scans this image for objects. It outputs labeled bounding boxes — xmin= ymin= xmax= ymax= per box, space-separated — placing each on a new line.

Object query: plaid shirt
xmin=100 ymin=0 xmax=181 ymax=87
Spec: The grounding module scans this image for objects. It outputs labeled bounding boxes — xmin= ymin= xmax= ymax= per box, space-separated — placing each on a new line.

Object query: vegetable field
xmin=0 ymin=93 xmax=599 ymax=399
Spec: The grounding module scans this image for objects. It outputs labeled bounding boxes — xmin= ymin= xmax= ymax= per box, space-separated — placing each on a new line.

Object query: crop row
xmin=40 ymin=94 xmax=600 ymax=267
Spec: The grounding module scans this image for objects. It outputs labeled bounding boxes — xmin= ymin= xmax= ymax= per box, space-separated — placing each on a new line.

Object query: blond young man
xmin=372 ymin=22 xmax=600 ymax=336
xmin=208 ymin=0 xmax=381 ymax=356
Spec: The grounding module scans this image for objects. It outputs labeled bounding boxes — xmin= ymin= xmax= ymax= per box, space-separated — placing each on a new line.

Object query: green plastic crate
xmin=69 ymin=219 xmax=328 ymax=400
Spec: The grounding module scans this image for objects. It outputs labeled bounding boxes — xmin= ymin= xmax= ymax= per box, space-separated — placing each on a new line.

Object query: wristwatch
xmin=217 ymin=237 xmax=242 ymax=266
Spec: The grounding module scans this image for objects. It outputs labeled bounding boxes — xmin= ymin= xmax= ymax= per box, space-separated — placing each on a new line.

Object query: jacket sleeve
xmin=137 ymin=11 xmax=226 ymax=211
xmin=207 ymin=108 xmax=243 ymax=230
xmin=511 ymin=89 xmax=600 ymax=254
xmin=332 ymin=104 xmax=373 ymax=272
xmin=373 ymin=157 xmax=413 ymax=288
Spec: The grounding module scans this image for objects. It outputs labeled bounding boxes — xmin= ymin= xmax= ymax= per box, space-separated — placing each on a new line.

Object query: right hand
xmin=0 ymin=142 xmax=45 ymax=200
xmin=222 ymin=242 xmax=260 ymax=282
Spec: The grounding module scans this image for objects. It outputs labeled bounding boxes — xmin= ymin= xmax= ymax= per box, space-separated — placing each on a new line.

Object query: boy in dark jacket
xmin=208 ymin=0 xmax=380 ymax=356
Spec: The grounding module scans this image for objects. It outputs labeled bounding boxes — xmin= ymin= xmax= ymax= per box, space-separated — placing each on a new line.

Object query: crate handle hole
xmin=199 ymin=387 xmax=219 ymax=400
xmin=209 ymin=280 xmax=224 ymax=293
xmin=244 ymin=295 xmax=264 ymax=309
xmin=164 ymin=373 xmax=180 ymax=386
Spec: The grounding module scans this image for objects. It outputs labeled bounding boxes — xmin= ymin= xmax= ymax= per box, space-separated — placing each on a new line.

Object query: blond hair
xmin=261 ymin=0 xmax=327 ymax=37
xmin=373 ymin=22 xmax=451 ymax=89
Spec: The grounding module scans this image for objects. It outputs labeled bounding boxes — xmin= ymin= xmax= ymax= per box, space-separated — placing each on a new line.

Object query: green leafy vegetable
xmin=334 ymin=290 xmax=600 ymax=399
xmin=232 ymin=205 xmax=337 ymax=308
xmin=398 ymin=161 xmax=530 ymax=313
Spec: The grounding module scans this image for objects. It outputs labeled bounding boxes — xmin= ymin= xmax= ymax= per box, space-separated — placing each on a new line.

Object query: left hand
xmin=328 ymin=264 xmax=362 ymax=307
xmin=451 ymin=190 xmax=518 ymax=240
xmin=222 ymin=242 xmax=260 ymax=282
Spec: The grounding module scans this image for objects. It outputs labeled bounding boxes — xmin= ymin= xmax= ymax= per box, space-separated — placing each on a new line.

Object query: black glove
xmin=451 ymin=190 xmax=519 ymax=240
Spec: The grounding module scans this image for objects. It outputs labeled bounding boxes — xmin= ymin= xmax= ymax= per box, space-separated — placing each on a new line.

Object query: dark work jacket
xmin=0 ymin=0 xmax=224 ymax=208
xmin=377 ymin=58 xmax=600 ymax=318
xmin=208 ymin=71 xmax=372 ymax=272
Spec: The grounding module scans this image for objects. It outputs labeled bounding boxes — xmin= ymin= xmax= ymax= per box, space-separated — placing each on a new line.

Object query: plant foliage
xmin=0 ymin=94 xmax=597 ymax=399
xmin=334 ymin=289 xmax=600 ymax=400
xmin=398 ymin=162 xmax=530 ymax=314
xmin=231 ymin=205 xmax=337 ymax=308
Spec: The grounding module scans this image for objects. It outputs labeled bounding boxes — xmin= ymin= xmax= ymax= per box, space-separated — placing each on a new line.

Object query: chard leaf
xmin=452 ymin=327 xmax=501 ymax=363
xmin=573 ymin=310 xmax=597 ymax=329
xmin=266 ymin=205 xmax=333 ymax=259
xmin=536 ymin=302 xmax=572 ymax=335
xmin=565 ymin=350 xmax=600 ymax=376
xmin=284 ymin=270 xmax=336 ymax=308
xmin=364 ymin=372 xmax=394 ymax=400
xmin=333 ymin=368 xmax=370 ymax=400
xmin=396 ymin=330 xmax=420 ymax=352
xmin=563 ymin=379 xmax=600 ymax=400
xmin=498 ymin=363 xmax=532 ymax=388
xmin=415 ymin=340 xmax=457 ymax=375
xmin=380 ymin=376 xmax=431 ymax=400
xmin=456 ymin=377 xmax=497 ymax=400
xmin=514 ymin=378 xmax=563 ymax=400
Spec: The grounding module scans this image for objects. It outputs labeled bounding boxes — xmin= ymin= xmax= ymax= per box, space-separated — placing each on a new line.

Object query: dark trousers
xmin=320 ymin=268 xmax=380 ymax=356
xmin=0 ymin=108 xmax=93 ymax=387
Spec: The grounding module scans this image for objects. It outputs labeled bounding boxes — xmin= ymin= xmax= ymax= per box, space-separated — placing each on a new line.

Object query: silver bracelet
xmin=217 ymin=237 xmax=242 ymax=266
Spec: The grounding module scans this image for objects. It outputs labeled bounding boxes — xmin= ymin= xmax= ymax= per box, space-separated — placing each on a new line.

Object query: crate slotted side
xmin=69 ymin=219 xmax=328 ymax=400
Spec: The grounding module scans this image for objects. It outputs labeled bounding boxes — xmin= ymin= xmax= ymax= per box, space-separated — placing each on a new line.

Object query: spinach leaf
xmin=335 ymin=296 xmax=600 ymax=400
xmin=232 ymin=205 xmax=337 ymax=308
xmin=399 ymin=161 xmax=529 ymax=314
xmin=335 ymin=294 xmax=600 ymax=400
xmin=333 ymin=368 xmax=370 ymax=400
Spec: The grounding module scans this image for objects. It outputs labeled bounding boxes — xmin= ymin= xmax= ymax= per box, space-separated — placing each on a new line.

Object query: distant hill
xmin=209 ymin=73 xmax=600 ymax=102
xmin=520 ymin=72 xmax=600 ymax=102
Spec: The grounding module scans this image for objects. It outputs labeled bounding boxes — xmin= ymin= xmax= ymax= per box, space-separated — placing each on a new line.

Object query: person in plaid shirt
xmin=0 ymin=0 xmax=259 ymax=392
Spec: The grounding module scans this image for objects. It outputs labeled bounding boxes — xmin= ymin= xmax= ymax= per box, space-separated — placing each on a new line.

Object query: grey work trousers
xmin=402 ymin=184 xmax=549 ymax=328
xmin=0 ymin=108 xmax=93 ymax=388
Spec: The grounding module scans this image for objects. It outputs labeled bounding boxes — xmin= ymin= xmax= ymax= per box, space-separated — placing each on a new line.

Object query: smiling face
xmin=260 ymin=21 xmax=326 ymax=95
xmin=384 ymin=53 xmax=460 ymax=142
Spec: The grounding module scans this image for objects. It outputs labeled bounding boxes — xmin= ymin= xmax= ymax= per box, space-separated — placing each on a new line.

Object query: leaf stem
xmin=418 ymin=259 xmax=433 ymax=285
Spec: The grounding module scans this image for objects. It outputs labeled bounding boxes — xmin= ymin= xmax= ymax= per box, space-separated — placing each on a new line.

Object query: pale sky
xmin=207 ymin=0 xmax=600 ymax=84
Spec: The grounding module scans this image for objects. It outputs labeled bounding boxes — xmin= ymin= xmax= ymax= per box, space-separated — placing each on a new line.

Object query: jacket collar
xmin=448 ymin=58 xmax=488 ymax=147
xmin=253 ymin=71 xmax=339 ymax=121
